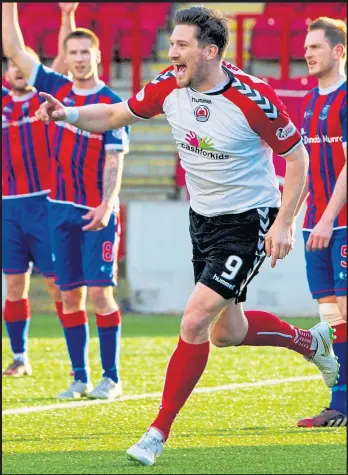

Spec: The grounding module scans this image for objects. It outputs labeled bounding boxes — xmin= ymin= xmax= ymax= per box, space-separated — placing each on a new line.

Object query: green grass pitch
xmin=2 ymin=314 xmax=347 ymax=474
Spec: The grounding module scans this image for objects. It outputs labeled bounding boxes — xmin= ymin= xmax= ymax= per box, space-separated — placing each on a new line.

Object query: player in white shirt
xmin=35 ymin=6 xmax=340 ymax=467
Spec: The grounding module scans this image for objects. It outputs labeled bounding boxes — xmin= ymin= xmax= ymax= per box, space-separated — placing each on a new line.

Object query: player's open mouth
xmin=174 ymin=63 xmax=187 ymax=79
xmin=308 ymin=61 xmax=316 ymax=66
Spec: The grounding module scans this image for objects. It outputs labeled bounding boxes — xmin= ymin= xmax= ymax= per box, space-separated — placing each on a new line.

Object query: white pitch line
xmin=2 ymin=374 xmax=321 ymax=416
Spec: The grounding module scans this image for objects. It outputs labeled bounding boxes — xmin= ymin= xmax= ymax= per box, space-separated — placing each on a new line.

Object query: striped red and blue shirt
xmin=2 ymin=86 xmax=50 ymax=198
xmin=300 ymin=78 xmax=346 ymax=230
xmin=28 ymin=64 xmax=130 ymax=209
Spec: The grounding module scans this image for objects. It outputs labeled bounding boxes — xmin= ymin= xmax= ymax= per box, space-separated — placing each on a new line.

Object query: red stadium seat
xmin=134 ymin=3 xmax=171 ymax=30
xmin=302 ymin=3 xmax=343 ymax=20
xmin=263 ymin=3 xmax=303 ymax=19
xmin=290 ymin=19 xmax=311 ymax=60
xmin=250 ymin=17 xmax=282 ymax=60
xmin=119 ymin=29 xmax=157 ymax=60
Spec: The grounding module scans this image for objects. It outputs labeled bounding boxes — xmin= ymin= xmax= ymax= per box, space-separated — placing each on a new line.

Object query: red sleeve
xmin=224 ymin=76 xmax=302 ymax=156
xmin=127 ymin=66 xmax=177 ymax=120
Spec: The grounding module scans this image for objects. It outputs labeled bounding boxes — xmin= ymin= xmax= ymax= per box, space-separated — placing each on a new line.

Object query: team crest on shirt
xmin=319 ymin=105 xmax=330 ymax=120
xmin=194 ymin=105 xmax=210 ymax=122
xmin=62 ymin=97 xmax=75 ymax=106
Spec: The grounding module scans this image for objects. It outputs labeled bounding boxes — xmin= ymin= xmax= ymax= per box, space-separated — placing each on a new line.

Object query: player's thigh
xmin=25 ymin=196 xmax=55 ymax=279
xmin=303 ymin=231 xmax=334 ymax=299
xmin=331 ymin=229 xmax=347 ymax=298
xmin=82 ymin=212 xmax=119 ymax=288
xmin=48 ymin=202 xmax=84 ymax=291
xmin=192 ymin=207 xmax=278 ymax=302
xmin=210 ymin=301 xmax=248 ymax=346
xmin=2 ymin=199 xmax=31 ymax=275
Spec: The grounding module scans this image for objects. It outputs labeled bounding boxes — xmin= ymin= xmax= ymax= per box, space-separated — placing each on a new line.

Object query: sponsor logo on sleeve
xmin=136 ymin=87 xmax=145 ymax=102
xmin=276 ymin=122 xmax=296 ymax=141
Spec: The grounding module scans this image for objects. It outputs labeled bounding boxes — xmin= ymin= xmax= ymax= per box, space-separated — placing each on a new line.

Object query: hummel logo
xmin=319 ymin=333 xmax=329 ymax=357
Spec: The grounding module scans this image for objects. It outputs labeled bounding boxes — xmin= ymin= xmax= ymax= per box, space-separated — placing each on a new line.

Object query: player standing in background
xmin=295 ymin=17 xmax=346 ymax=427
xmin=1 ymin=2 xmax=76 ymax=377
xmin=2 ymin=2 xmax=129 ymax=400
xmin=34 ymin=6 xmax=340 ymax=466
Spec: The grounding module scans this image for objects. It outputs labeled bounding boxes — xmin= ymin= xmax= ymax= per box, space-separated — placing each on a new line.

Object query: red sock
xmin=55 ymin=301 xmax=63 ymax=321
xmin=333 ymin=322 xmax=347 ymax=344
xmin=150 ymin=336 xmax=210 ymax=441
xmin=241 ymin=310 xmax=315 ymax=358
xmin=3 ymin=299 xmax=30 ymax=322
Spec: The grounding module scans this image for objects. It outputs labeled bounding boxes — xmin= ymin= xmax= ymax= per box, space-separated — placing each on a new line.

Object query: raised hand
xmin=35 ymin=92 xmax=67 ymax=124
xmin=58 ymin=3 xmax=79 ymax=14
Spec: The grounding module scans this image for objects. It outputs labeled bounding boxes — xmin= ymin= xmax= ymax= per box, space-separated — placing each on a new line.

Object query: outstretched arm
xmin=2 ymin=2 xmax=39 ymax=77
xmin=35 ymin=92 xmax=140 ymax=131
xmin=51 ymin=3 xmax=78 ymax=74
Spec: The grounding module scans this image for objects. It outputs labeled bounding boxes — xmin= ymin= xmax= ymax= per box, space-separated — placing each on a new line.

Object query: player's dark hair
xmin=175 ymin=6 xmax=230 ymax=59
xmin=63 ymin=28 xmax=100 ymax=51
xmin=308 ymin=17 xmax=346 ymax=60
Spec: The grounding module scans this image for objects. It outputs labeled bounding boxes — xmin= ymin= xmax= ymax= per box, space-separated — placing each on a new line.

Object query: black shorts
xmin=189 ymin=207 xmax=278 ymax=302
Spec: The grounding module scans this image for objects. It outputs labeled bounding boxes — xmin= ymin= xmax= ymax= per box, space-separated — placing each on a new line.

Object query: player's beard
xmin=9 ymin=80 xmax=30 ymax=93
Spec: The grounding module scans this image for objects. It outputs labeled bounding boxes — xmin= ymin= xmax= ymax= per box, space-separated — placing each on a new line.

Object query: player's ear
xmin=206 ymin=44 xmax=219 ymax=61
xmin=333 ymin=43 xmax=345 ymax=61
xmin=96 ymin=49 xmax=101 ymax=64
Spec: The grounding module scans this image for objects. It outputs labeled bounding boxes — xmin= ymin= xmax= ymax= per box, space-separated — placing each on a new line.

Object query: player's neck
xmin=72 ymin=74 xmax=100 ymax=90
xmin=192 ymin=64 xmax=227 ymax=93
xmin=11 ymin=86 xmax=33 ymax=97
xmin=317 ymin=67 xmax=346 ymax=90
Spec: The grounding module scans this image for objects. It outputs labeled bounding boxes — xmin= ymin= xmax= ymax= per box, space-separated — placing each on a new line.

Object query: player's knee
xmin=6 ymin=274 xmax=29 ymax=300
xmin=62 ymin=288 xmax=85 ymax=313
xmin=44 ymin=277 xmax=61 ymax=302
xmin=210 ymin=333 xmax=230 ymax=348
xmin=180 ymin=310 xmax=212 ymax=342
xmin=88 ymin=286 xmax=111 ymax=312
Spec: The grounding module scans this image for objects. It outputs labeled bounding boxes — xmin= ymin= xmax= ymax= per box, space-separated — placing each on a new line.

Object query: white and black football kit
xmin=127 ymin=61 xmax=302 ymax=300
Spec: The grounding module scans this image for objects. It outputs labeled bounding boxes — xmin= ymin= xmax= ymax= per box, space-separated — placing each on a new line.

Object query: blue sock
xmin=63 ymin=324 xmax=90 ymax=383
xmin=97 ymin=324 xmax=121 ymax=383
xmin=5 ymin=320 xmax=30 ymax=355
xmin=329 ymin=341 xmax=347 ymax=415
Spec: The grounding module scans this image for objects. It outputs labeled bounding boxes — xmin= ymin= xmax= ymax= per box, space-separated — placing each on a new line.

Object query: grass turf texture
xmin=2 ymin=314 xmax=346 ymax=474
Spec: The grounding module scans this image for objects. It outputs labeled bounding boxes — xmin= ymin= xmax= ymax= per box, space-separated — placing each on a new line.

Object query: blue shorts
xmin=48 ymin=201 xmax=120 ymax=291
xmin=2 ymin=194 xmax=55 ymax=277
xmin=303 ymin=228 xmax=347 ymax=299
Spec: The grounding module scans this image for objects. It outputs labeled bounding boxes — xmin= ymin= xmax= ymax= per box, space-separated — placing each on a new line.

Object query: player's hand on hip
xmin=82 ymin=203 xmax=112 ymax=231
xmin=265 ymin=221 xmax=291 ymax=268
xmin=306 ymin=219 xmax=333 ymax=252
xmin=35 ymin=93 xmax=67 ymax=124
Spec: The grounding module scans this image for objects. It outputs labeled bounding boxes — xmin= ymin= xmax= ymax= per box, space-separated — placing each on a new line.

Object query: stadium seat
xmin=302 ymin=3 xmax=344 ymax=20
xmin=250 ymin=17 xmax=282 ymax=60
xmin=119 ymin=29 xmax=157 ymax=60
xmin=134 ymin=3 xmax=171 ymax=30
xmin=290 ymin=19 xmax=311 ymax=60
xmin=263 ymin=3 xmax=303 ymax=19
